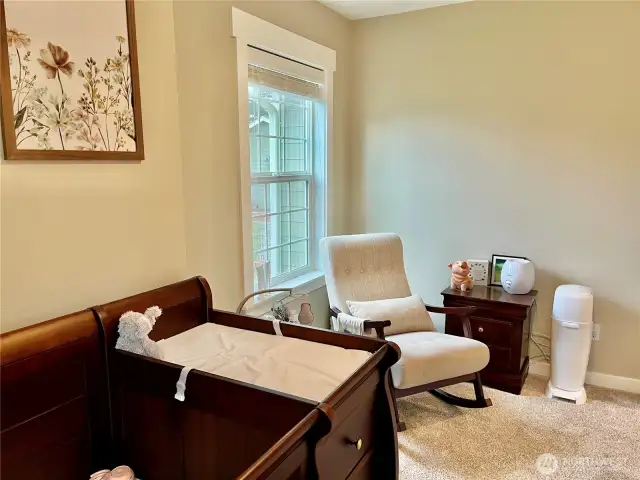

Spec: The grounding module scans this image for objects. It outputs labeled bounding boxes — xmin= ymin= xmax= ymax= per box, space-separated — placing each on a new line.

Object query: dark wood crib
xmin=1 ymin=277 xmax=400 ymax=480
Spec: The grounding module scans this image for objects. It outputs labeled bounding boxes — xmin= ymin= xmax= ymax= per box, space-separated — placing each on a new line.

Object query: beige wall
xmin=173 ymin=0 xmax=352 ymax=311
xmin=0 ymin=0 xmax=348 ymax=330
xmin=0 ymin=0 xmax=188 ymax=331
xmin=351 ymin=2 xmax=640 ymax=379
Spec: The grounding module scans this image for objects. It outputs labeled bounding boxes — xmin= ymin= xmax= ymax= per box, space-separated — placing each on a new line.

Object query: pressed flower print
xmin=6 ymin=27 xmax=30 ymax=48
xmin=38 ymin=42 xmax=75 ymax=80
xmin=2 ymin=0 xmax=141 ymax=155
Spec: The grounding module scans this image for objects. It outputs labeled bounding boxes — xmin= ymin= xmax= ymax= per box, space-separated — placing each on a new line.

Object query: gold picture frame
xmin=0 ymin=0 xmax=144 ymax=160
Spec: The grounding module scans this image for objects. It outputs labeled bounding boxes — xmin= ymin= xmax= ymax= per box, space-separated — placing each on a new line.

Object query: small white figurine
xmin=115 ymin=306 xmax=164 ymax=359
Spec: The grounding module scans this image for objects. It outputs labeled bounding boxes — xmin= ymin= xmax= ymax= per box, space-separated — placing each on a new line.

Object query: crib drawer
xmin=315 ymin=371 xmax=378 ymax=479
xmin=347 ymin=449 xmax=376 ymax=480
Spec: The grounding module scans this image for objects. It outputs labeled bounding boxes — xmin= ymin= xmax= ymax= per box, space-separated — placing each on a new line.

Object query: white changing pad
xmin=158 ymin=323 xmax=372 ymax=402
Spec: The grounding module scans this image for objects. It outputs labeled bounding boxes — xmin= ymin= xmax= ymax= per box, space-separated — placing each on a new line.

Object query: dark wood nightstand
xmin=441 ymin=286 xmax=537 ymax=394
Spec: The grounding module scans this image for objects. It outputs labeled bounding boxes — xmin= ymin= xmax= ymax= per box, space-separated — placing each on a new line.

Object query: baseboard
xmin=584 ymin=371 xmax=640 ymax=395
xmin=529 ymin=361 xmax=640 ymax=395
xmin=529 ymin=361 xmax=551 ymax=378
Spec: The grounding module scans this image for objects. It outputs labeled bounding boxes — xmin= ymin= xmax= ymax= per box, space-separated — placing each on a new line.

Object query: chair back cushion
xmin=320 ymin=233 xmax=412 ymax=313
xmin=347 ymin=295 xmax=435 ymax=336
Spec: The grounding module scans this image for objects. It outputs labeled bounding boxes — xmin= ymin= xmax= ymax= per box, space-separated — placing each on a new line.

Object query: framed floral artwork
xmin=0 ymin=0 xmax=144 ymax=160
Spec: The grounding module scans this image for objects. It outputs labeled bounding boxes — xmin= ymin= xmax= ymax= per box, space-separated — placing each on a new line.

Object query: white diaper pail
xmin=545 ymin=285 xmax=593 ymax=404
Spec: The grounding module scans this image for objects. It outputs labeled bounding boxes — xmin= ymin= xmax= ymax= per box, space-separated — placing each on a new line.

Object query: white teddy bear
xmin=115 ymin=306 xmax=164 ymax=360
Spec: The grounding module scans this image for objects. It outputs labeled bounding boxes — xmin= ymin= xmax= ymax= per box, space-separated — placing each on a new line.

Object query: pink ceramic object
xmin=90 ymin=466 xmax=134 ymax=480
xmin=90 ymin=470 xmax=111 ymax=480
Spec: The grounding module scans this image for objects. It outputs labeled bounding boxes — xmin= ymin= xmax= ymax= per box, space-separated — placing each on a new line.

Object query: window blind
xmin=248 ymin=64 xmax=322 ymax=99
xmin=247 ymin=47 xmax=323 ymax=100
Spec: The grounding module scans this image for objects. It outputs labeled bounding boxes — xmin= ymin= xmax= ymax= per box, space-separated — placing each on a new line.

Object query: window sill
xmin=244 ymin=270 xmax=326 ymax=317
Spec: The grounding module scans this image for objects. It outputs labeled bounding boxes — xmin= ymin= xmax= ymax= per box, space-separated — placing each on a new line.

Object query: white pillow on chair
xmin=346 ymin=294 xmax=435 ymax=336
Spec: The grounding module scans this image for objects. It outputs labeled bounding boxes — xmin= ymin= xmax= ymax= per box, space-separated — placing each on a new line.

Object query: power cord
xmin=531 ymin=333 xmax=551 ymax=362
xmin=530 ymin=300 xmax=551 ymax=362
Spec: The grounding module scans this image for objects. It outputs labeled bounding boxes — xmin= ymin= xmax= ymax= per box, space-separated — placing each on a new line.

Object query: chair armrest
xmin=424 ymin=304 xmax=475 ymax=339
xmin=330 ymin=307 xmax=389 ymax=340
xmin=424 ymin=304 xmax=476 ymax=316
xmin=363 ymin=320 xmax=390 ymax=340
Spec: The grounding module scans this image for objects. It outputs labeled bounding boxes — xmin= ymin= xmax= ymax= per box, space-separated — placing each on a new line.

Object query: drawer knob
xmin=348 ymin=438 xmax=363 ymax=450
xmin=478 ymin=327 xmax=484 ymax=333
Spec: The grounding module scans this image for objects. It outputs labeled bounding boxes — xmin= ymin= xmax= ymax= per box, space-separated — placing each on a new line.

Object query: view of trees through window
xmin=249 ymin=83 xmax=313 ymax=290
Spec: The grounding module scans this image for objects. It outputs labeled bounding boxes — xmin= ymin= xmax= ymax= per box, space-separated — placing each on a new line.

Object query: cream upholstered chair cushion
xmin=320 ymin=233 xmax=412 ymax=314
xmin=387 ymin=332 xmax=490 ymax=389
xmin=346 ymin=294 xmax=435 ymax=336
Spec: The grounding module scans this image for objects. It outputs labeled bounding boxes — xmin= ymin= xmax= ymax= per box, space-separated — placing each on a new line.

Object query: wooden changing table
xmin=95 ymin=277 xmax=401 ymax=480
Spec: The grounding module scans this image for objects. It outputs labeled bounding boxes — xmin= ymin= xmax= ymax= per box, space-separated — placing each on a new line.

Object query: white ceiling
xmin=319 ymin=0 xmax=471 ymax=20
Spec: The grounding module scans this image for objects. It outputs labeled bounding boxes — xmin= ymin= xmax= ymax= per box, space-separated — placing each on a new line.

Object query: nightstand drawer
xmin=444 ymin=315 xmax=513 ymax=348
xmin=486 ymin=345 xmax=511 ymax=372
xmin=443 ymin=297 xmax=527 ymax=322
xmin=469 ymin=316 xmax=512 ymax=347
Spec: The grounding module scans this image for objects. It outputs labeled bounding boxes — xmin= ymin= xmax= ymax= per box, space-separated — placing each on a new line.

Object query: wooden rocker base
xmin=394 ymin=373 xmax=492 ymax=431
xmin=429 ymin=388 xmax=493 ymax=408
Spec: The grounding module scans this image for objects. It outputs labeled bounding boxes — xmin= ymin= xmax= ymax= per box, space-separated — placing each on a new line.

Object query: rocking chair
xmin=320 ymin=233 xmax=492 ymax=431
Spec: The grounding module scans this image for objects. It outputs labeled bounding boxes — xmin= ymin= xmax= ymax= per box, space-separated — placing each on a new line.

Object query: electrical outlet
xmin=592 ymin=323 xmax=600 ymax=341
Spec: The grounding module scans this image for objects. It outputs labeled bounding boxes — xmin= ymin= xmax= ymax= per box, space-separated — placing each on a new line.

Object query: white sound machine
xmin=501 ymin=258 xmax=535 ymax=294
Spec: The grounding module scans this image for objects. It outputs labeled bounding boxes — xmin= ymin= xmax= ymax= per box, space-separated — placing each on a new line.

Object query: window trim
xmin=232 ymin=8 xmax=336 ymax=296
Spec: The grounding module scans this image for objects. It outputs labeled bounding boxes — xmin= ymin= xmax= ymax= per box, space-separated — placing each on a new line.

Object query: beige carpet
xmin=397 ymin=375 xmax=640 ymax=479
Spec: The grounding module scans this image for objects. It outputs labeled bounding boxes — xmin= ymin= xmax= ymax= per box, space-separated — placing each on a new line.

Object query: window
xmin=248 ymin=59 xmax=325 ymax=290
xmin=233 ymin=8 xmax=336 ymax=296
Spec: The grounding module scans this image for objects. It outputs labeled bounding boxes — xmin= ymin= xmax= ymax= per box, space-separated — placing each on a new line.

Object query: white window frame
xmin=232 ymin=8 xmax=336 ymax=297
